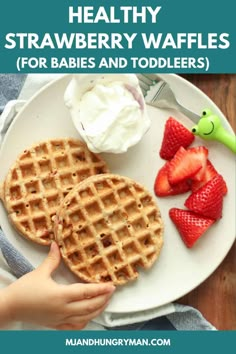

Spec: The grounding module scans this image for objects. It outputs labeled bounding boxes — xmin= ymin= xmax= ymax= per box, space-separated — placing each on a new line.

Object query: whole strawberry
xmin=185 ymin=174 xmax=225 ymax=220
xmin=169 ymin=208 xmax=215 ymax=248
xmin=159 ymin=117 xmax=195 ymax=160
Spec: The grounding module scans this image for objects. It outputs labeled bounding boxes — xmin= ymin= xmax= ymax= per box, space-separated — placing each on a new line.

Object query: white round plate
xmin=0 ymin=74 xmax=235 ymax=313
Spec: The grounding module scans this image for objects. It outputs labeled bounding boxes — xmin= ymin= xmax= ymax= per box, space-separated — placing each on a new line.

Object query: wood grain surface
xmin=178 ymin=74 xmax=236 ymax=330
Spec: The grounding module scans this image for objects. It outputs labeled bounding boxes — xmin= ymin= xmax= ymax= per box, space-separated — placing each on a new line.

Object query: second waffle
xmin=54 ymin=173 xmax=164 ymax=286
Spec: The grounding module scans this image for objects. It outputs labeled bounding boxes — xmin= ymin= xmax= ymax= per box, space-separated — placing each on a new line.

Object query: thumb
xmin=39 ymin=241 xmax=61 ymax=276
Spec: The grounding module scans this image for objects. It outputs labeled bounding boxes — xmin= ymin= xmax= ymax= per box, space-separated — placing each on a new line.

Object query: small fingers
xmin=65 ymin=283 xmax=115 ymax=302
xmin=53 ymin=322 xmax=88 ymax=330
xmin=64 ymin=301 xmax=109 ymax=325
xmin=38 ymin=242 xmax=61 ymax=276
xmin=45 ymin=296 xmax=111 ymax=329
xmin=66 ymin=291 xmax=114 ymax=316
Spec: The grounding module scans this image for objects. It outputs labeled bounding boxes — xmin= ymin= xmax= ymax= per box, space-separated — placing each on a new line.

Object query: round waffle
xmin=0 ymin=138 xmax=109 ymax=246
xmin=55 ymin=173 xmax=164 ymax=286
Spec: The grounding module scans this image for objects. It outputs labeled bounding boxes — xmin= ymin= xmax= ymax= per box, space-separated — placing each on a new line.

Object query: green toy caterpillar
xmin=191 ymin=109 xmax=236 ymax=154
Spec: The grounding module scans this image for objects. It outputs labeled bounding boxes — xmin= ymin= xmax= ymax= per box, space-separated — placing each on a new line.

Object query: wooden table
xmin=177 ymin=74 xmax=236 ymax=330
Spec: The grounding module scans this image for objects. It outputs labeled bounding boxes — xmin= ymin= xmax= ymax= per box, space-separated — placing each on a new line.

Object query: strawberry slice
xmin=189 ymin=146 xmax=208 ymax=181
xmin=159 ymin=117 xmax=195 ymax=160
xmin=185 ymin=174 xmax=225 ymax=220
xmin=191 ymin=159 xmax=228 ymax=195
xmin=168 ymin=146 xmax=206 ymax=185
xmin=169 ymin=208 xmax=215 ymax=248
xmin=154 ymin=161 xmax=190 ymax=197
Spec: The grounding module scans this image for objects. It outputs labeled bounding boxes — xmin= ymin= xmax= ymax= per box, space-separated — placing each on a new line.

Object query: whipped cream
xmin=64 ymin=74 xmax=150 ymax=153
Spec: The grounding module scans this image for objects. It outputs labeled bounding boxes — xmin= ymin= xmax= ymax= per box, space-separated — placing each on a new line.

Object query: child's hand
xmin=1 ymin=242 xmax=115 ymax=330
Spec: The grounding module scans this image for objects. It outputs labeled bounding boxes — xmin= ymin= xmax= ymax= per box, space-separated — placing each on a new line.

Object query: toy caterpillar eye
xmin=202 ymin=111 xmax=207 ymax=116
xmin=192 ymin=128 xmax=196 ymax=133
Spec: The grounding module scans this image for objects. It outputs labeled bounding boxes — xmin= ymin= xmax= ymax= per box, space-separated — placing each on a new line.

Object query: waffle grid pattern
xmin=2 ymin=138 xmax=109 ymax=245
xmin=56 ymin=174 xmax=164 ymax=285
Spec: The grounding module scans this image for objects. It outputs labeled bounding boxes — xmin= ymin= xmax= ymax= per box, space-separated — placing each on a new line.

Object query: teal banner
xmin=0 ymin=0 xmax=235 ymax=73
xmin=0 ymin=330 xmax=235 ymax=354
